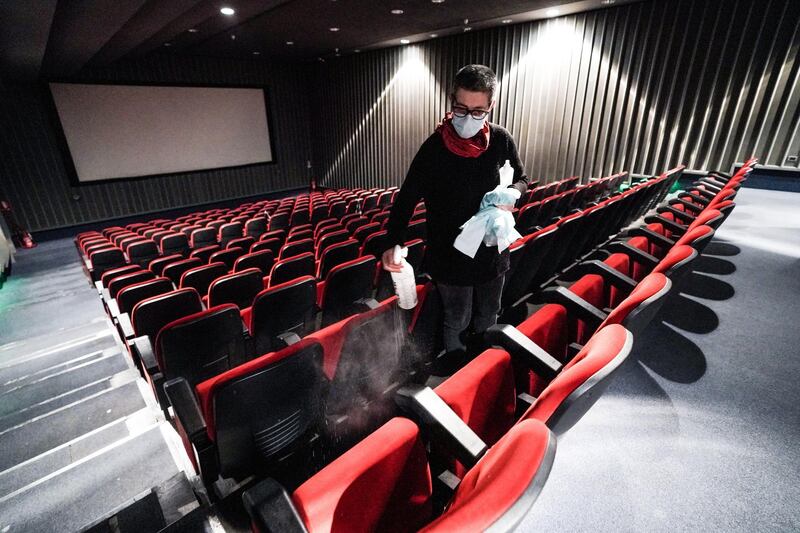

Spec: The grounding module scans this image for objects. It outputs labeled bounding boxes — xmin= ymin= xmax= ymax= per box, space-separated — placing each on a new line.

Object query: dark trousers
xmin=437 ymin=274 xmax=505 ymax=352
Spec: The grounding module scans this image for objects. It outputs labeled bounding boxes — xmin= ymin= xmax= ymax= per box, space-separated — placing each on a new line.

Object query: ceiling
xmin=0 ymin=0 xmax=644 ymax=81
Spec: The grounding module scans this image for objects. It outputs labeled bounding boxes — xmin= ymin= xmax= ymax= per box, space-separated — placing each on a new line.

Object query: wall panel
xmin=311 ymin=0 xmax=800 ymax=190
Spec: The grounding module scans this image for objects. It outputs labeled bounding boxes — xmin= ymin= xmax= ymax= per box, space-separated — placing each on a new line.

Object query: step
xmin=0 ymin=380 xmax=149 ymax=472
xmin=0 ymin=424 xmax=183 ymax=533
xmin=0 ymin=406 xmax=158 ymax=499
xmin=0 ymin=368 xmax=139 ymax=433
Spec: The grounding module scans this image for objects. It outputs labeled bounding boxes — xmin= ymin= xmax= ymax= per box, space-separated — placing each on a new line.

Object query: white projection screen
xmin=49 ymin=83 xmax=273 ymax=182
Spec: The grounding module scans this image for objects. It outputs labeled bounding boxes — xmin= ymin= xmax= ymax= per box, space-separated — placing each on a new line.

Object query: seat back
xmin=100 ymin=264 xmax=140 ymax=288
xmin=128 ymin=240 xmax=160 ymax=267
xmin=117 ymin=277 xmax=173 ymax=315
xmin=131 ymin=288 xmax=204 ymax=341
xmin=251 ymin=276 xmax=317 ymax=355
xmin=219 ymin=222 xmax=244 ymax=248
xmin=521 ymin=324 xmax=633 ymax=434
xmin=208 ymin=268 xmax=264 ymax=309
xmin=319 ymin=257 xmax=375 ymax=327
xmin=148 ymin=254 xmax=183 ymax=276
xmin=190 ymin=228 xmax=217 ymax=249
xmin=160 ymin=233 xmax=189 ymax=257
xmin=156 ymin=305 xmax=247 ymax=387
xmin=361 ymin=230 xmax=388 ymax=258
xmin=316 ymin=230 xmax=350 ymax=260
xmin=269 ymin=252 xmax=315 ymax=287
xmin=251 ymin=237 xmax=282 ymax=255
xmin=245 ymin=217 xmax=267 ymax=239
xmin=651 ymin=244 xmax=697 ymax=287
xmin=109 ymin=270 xmax=156 ymax=299
xmin=279 ymin=238 xmax=314 ymax=260
xmin=601 ymin=273 xmax=672 ymax=337
xmin=501 ymin=226 xmax=558 ymax=309
xmin=163 ymin=258 xmax=203 ymax=286
xmin=209 ymin=247 xmax=245 ymax=271
xmin=234 ymin=250 xmax=274 ymax=276
xmin=89 ymin=248 xmax=126 ymax=279
xmin=318 ymin=239 xmax=360 ymax=279
xmin=190 ymin=244 xmax=221 ymax=263
xmin=180 ymin=262 xmax=229 ymax=297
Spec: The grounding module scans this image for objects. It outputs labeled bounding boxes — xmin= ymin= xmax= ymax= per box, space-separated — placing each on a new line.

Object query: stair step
xmin=0 ymin=380 xmax=149 ymax=472
xmin=0 ymin=407 xmax=158 ymax=499
xmin=0 ymin=424 xmax=182 ymax=533
xmin=0 ymin=368 xmax=139 ymax=433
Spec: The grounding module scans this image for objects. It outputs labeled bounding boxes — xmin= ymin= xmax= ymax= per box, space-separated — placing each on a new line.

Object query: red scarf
xmin=436 ymin=112 xmax=490 ymax=158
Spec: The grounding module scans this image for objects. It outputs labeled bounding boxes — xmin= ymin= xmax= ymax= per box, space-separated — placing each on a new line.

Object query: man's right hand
xmin=381 ymin=248 xmax=403 ymax=272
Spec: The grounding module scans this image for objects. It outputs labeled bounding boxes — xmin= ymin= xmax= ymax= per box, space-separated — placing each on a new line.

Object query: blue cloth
xmin=453 ymin=186 xmax=522 ymax=258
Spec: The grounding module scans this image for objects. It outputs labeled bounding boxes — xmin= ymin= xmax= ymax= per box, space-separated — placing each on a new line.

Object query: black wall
xmin=0 ymin=53 xmax=314 ymax=232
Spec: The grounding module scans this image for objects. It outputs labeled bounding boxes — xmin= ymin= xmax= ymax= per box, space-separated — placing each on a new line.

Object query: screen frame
xmin=44 ymin=80 xmax=278 ymax=187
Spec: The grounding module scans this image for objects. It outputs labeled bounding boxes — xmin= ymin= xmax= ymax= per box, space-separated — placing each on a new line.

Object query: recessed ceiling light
xmin=354 ymin=49 xmax=361 ymax=53
xmin=286 ymin=41 xmax=294 ymax=45
xmin=546 ymin=8 xmax=560 ymax=17
xmin=253 ymin=51 xmax=261 ymax=56
xmin=463 ymin=27 xmax=472 ymax=32
xmin=400 ymin=39 xmax=410 ymax=44
xmin=502 ymin=19 xmax=512 ymax=24
xmin=600 ymin=0 xmax=616 ymax=4
xmin=163 ymin=42 xmax=172 ymax=47
xmin=430 ymin=33 xmax=438 ymax=38
xmin=329 ymin=27 xmax=339 ymax=32
xmin=187 ymin=28 xmax=198 ymax=33
xmin=431 ymin=0 xmax=445 ymax=3
xmin=391 ymin=9 xmax=404 ymax=14
xmin=220 ymin=6 xmax=235 ymax=16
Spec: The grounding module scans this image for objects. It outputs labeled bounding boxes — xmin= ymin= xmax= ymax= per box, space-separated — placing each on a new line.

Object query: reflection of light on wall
xmin=324 ymin=46 xmax=437 ymax=183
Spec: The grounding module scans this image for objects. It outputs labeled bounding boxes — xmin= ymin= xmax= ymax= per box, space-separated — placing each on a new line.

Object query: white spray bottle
xmin=390 ymin=245 xmax=418 ymax=309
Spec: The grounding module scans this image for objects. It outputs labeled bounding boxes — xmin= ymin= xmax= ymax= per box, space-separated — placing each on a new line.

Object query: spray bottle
xmin=390 ymin=245 xmax=418 ymax=309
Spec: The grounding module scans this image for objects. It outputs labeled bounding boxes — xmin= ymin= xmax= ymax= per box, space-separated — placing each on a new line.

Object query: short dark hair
xmin=452 ymin=64 xmax=497 ymax=101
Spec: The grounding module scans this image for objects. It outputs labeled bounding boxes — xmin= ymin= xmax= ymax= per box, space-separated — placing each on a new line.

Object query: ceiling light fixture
xmin=600 ymin=0 xmax=616 ymax=4
xmin=431 ymin=0 xmax=445 ymax=3
xmin=220 ymin=6 xmax=235 ymax=16
xmin=354 ymin=49 xmax=361 ymax=53
xmin=502 ymin=19 xmax=512 ymax=24
xmin=164 ymin=42 xmax=172 ymax=47
xmin=463 ymin=27 xmax=472 ymax=32
xmin=187 ymin=28 xmax=198 ymax=33
xmin=252 ymin=51 xmax=260 ymax=55
xmin=400 ymin=39 xmax=410 ymax=44
xmin=430 ymin=33 xmax=438 ymax=38
xmin=391 ymin=9 xmax=404 ymax=14
xmin=286 ymin=41 xmax=294 ymax=45
xmin=329 ymin=27 xmax=340 ymax=32
xmin=546 ymin=8 xmax=559 ymax=17
xmin=230 ymin=34 xmax=236 ymax=40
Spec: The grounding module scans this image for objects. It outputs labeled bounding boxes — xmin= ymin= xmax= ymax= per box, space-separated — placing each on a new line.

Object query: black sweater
xmin=385 ymin=124 xmax=529 ymax=286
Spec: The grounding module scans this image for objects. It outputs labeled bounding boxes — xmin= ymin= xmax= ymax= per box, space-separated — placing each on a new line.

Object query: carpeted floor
xmin=519 ymin=187 xmax=800 ymax=532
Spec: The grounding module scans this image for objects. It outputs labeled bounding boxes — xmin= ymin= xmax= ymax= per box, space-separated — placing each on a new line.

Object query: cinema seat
xmin=160 ymin=233 xmax=190 ymax=257
xmin=207 ymin=268 xmax=263 ymax=318
xmin=88 ymin=247 xmax=127 ymax=281
xmin=361 ymin=229 xmax=387 ymax=258
xmin=127 ymin=240 xmax=160 ymax=267
xmin=190 ymin=244 xmax=222 ymax=263
xmin=267 ymin=252 xmax=315 ymax=288
xmin=249 ymin=276 xmax=317 ymax=354
xmin=116 ymin=277 xmax=173 ymax=316
xmin=315 ymin=230 xmax=350 ymax=260
xmin=234 ymin=250 xmax=274 ymax=276
xmin=129 ymin=288 xmax=204 ymax=349
xmin=244 ymin=416 xmax=555 ymax=533
xmin=209 ymin=247 xmax=245 ymax=271
xmin=190 ymin=228 xmax=217 ymax=249
xmin=438 ymin=324 xmax=632 ymax=451
xmin=317 ymin=239 xmax=359 ymax=280
xmin=165 ymin=339 xmax=324 ymax=487
xmin=279 ymin=238 xmax=314 ymax=260
xmin=318 ymin=257 xmax=375 ymax=327
xmin=227 ymin=236 xmax=255 ymax=252
xmin=148 ymin=254 xmax=183 ymax=276
xmin=251 ymin=237 xmax=282 ymax=256
xmin=108 ymin=270 xmax=156 ymax=300
xmin=180 ymin=261 xmax=229 ymax=297
xmin=245 ymin=217 xmax=268 ymax=240
xmin=163 ymin=258 xmax=203 ymax=286
xmin=99 ymin=264 xmax=141 ymax=290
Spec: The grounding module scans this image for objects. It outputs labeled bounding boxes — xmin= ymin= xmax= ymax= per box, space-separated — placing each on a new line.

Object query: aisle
xmin=520 ymin=187 xmax=800 ymax=532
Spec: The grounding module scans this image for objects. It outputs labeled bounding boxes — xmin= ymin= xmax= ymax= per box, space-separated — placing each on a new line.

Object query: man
xmin=383 ymin=64 xmax=529 ymax=354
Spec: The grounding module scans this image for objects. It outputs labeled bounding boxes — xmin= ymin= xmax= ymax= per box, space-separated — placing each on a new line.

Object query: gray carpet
xmin=519 ymin=187 xmax=800 ymax=532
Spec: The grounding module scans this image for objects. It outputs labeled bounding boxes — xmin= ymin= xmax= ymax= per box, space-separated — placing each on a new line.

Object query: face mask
xmin=451 ymin=113 xmax=485 ymax=139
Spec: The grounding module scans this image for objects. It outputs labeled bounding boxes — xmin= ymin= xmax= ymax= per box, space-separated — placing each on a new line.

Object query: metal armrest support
xmin=485 ymin=324 xmax=562 ymax=380
xmin=606 ymin=241 xmax=660 ymax=269
xmin=657 ymin=205 xmax=696 ymax=224
xmin=560 ymin=260 xmax=637 ymax=292
xmin=669 ymin=198 xmax=704 ymax=214
xmin=679 ymin=192 xmax=710 ymax=206
xmin=692 ymin=187 xmax=717 ymax=200
xmin=696 ymin=177 xmax=724 ymax=191
xmin=242 ymin=479 xmax=309 ymax=533
xmin=536 ymin=286 xmax=607 ymax=332
xmin=644 ymin=214 xmax=687 ymax=236
xmin=628 ymin=227 xmax=676 ymax=250
xmin=395 ymin=385 xmax=488 ymax=470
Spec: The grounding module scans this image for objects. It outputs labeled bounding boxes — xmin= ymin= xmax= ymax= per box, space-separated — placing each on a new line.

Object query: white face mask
xmin=451 ymin=113 xmax=485 ymax=139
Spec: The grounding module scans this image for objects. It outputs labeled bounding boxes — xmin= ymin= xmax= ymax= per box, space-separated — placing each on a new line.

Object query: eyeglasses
xmin=451 ymin=103 xmax=490 ymax=120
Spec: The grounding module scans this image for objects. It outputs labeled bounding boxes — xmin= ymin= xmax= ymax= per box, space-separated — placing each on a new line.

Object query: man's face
xmin=452 ymin=88 xmax=494 ymax=118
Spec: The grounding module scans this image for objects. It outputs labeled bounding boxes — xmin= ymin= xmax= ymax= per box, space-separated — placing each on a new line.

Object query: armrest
xmin=164 ymin=378 xmax=206 ymax=442
xmin=276 ymin=331 xmax=301 ymax=348
xmin=644 ymin=214 xmax=687 ymax=236
xmin=679 ymin=192 xmax=710 ymax=206
xmin=107 ymin=298 xmax=121 ymax=320
xmin=606 ymin=241 xmax=660 ymax=269
xmin=657 ymin=205 xmax=696 ymax=224
xmin=669 ymin=198 xmax=704 ymax=214
xmin=242 ymin=478 xmax=309 ymax=533
xmin=560 ymin=260 xmax=638 ymax=292
xmin=691 ymin=187 xmax=717 ymax=200
xmin=709 ymin=170 xmax=732 ymax=180
xmin=627 ymin=226 xmax=676 ymax=250
xmin=485 ymin=324 xmax=562 ymax=380
xmin=696 ymin=177 xmax=724 ymax=191
xmin=118 ymin=312 xmax=135 ymax=340
xmin=354 ymin=297 xmax=380 ymax=311
xmin=131 ymin=336 xmax=159 ymax=375
xmin=515 ymin=392 xmax=537 ymax=419
xmin=395 ymin=385 xmax=488 ymax=469
xmin=94 ymin=280 xmax=103 ymax=295
xmin=537 ymin=286 xmax=607 ymax=332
